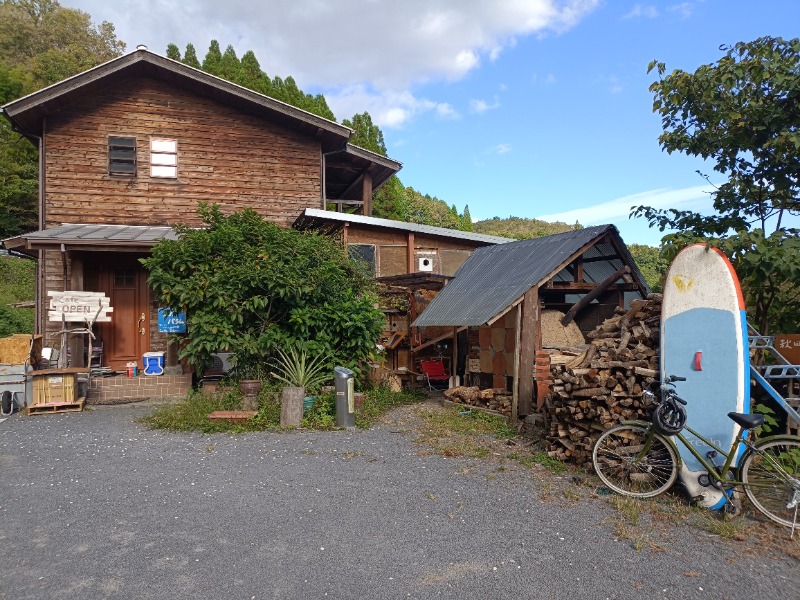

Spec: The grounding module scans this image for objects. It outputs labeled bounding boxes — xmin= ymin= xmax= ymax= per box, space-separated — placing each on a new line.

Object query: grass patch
xmin=415 ymin=406 xmax=518 ymax=459
xmin=141 ymin=383 xmax=422 ymax=433
xmin=141 ymin=386 xmax=281 ymax=433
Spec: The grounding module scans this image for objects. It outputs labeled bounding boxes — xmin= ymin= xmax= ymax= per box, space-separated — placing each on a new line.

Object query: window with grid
xmin=150 ymin=139 xmax=178 ymax=178
xmin=108 ymin=136 xmax=136 ymax=176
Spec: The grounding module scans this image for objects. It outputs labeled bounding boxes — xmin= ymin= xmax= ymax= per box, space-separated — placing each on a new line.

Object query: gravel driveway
xmin=1 ymin=401 xmax=797 ymax=599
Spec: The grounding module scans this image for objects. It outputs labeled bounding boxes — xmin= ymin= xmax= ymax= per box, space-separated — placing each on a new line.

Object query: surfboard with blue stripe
xmin=660 ymin=244 xmax=750 ymax=484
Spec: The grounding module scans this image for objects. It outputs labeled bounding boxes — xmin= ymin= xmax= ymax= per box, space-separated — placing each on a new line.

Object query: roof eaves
xmin=3 ymin=48 xmax=352 ymax=142
xmin=297 ymin=208 xmax=512 ymax=245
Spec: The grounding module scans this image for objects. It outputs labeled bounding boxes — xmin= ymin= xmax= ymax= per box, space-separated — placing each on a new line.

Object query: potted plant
xmin=235 ymin=361 xmax=267 ymax=408
xmin=272 ymin=348 xmax=330 ymax=427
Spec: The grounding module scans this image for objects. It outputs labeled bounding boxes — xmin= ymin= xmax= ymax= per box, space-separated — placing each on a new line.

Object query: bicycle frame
xmin=620 ymin=419 xmax=776 ymax=489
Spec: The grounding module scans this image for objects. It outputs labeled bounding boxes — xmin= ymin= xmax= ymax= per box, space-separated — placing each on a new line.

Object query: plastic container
xmin=142 ymin=351 xmax=165 ymax=376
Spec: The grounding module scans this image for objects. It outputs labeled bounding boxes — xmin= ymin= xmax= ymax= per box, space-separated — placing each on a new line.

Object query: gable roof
xmin=2 ymin=46 xmax=351 ymax=152
xmin=294 ymin=208 xmax=512 ymax=245
xmin=412 ymin=224 xmax=648 ymax=327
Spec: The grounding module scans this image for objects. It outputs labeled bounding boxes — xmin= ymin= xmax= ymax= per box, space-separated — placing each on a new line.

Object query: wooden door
xmin=96 ymin=263 xmax=150 ymax=371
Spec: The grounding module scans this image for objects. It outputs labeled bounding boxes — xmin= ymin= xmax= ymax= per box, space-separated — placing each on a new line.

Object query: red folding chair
xmin=419 ymin=360 xmax=450 ymax=391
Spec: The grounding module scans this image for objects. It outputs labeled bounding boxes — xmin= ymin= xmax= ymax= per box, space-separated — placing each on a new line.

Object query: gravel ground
xmin=1 ymin=401 xmax=797 ymax=600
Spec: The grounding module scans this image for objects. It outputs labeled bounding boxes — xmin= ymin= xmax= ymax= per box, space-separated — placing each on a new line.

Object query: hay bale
xmin=541 ymin=310 xmax=585 ymax=347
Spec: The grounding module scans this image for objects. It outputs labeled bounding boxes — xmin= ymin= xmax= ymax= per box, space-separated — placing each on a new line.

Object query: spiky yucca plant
xmin=271 ymin=348 xmax=330 ymax=392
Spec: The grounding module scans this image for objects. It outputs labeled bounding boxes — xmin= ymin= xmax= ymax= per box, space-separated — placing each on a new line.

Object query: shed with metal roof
xmin=412 ymin=225 xmax=648 ymax=418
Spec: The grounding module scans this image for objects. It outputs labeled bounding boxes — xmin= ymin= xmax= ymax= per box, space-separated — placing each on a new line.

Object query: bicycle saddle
xmin=727 ymin=412 xmax=764 ymax=430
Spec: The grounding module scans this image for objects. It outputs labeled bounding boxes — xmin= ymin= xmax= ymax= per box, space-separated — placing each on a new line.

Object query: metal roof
xmin=294 ymin=208 xmax=512 ymax=245
xmin=2 ymin=224 xmax=179 ymax=253
xmin=412 ymin=224 xmax=645 ymax=327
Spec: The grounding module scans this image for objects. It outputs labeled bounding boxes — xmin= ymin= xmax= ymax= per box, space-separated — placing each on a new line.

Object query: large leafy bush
xmin=142 ymin=205 xmax=384 ymax=375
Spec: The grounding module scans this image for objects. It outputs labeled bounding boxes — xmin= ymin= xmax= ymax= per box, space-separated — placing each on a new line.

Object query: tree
xmin=343 ymin=112 xmax=387 ymax=156
xmin=182 ymin=43 xmax=200 ymax=69
xmin=633 ymin=36 xmax=800 ymax=333
xmin=0 ymin=0 xmax=124 ymax=89
xmin=201 ymin=40 xmax=222 ymax=75
xmin=627 ymin=244 xmax=669 ymax=292
xmin=218 ymin=44 xmax=241 ymax=82
xmin=142 ymin=205 xmax=385 ymax=375
xmin=165 ymin=43 xmax=180 ymax=61
xmin=0 ymin=0 xmax=125 ymax=239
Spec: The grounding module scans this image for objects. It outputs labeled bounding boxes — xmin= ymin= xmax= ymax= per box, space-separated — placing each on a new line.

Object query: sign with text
xmin=774 ymin=334 xmax=800 ymax=365
xmin=47 ymin=291 xmax=112 ymax=322
xmin=158 ymin=309 xmax=187 ymax=333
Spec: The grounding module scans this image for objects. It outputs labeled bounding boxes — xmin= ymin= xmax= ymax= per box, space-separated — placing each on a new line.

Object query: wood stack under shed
xmin=443 ymin=386 xmax=513 ymax=416
xmin=542 ymin=293 xmax=663 ymax=465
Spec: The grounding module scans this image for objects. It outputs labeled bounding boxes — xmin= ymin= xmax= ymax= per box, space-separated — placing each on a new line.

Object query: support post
xmin=68 ymin=254 xmax=85 ymax=368
xmin=518 ymin=287 xmax=539 ymax=417
xmin=362 ymin=171 xmax=373 ymax=216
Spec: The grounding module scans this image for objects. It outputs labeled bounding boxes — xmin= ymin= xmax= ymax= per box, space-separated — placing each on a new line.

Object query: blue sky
xmin=69 ymin=0 xmax=800 ymax=245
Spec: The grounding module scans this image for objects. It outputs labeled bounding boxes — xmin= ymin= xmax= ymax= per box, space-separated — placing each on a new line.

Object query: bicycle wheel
xmin=741 ymin=437 xmax=800 ymax=528
xmin=593 ymin=424 xmax=679 ymax=498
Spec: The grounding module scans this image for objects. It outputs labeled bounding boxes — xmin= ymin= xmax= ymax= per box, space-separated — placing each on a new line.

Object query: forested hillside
xmin=473 ymin=216 xmax=580 ymax=239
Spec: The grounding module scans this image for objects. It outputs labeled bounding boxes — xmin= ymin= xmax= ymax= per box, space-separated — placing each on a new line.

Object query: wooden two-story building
xmin=1 ymin=47 xmax=508 ymax=401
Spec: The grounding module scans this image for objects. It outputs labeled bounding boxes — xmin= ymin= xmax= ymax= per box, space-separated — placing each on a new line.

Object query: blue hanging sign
xmin=158 ymin=309 xmax=187 ymax=333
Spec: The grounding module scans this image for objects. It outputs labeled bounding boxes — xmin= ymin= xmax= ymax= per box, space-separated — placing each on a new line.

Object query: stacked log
xmin=444 ymin=386 xmax=513 ymax=416
xmin=543 ymin=294 xmax=662 ymax=465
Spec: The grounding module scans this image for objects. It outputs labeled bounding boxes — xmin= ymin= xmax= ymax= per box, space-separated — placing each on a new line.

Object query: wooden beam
xmin=544 ymin=282 xmax=640 ymax=291
xmin=512 ymin=303 xmax=522 ymax=420
xmin=560 ymin=265 xmax=631 ymax=326
xmin=362 ymin=171 xmax=373 ymax=216
xmin=517 ymin=287 xmax=538 ymax=417
xmin=407 ymin=232 xmax=415 ymax=274
xmin=411 ymin=327 xmax=466 ymax=353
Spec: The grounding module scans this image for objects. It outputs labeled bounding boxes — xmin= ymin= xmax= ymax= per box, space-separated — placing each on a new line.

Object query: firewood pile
xmin=543 ymin=294 xmax=663 ymax=465
xmin=443 ymin=386 xmax=513 ymax=416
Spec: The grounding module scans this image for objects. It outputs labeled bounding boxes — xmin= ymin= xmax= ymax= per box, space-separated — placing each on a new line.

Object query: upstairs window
xmin=108 ymin=136 xmax=136 ymax=176
xmin=150 ymin=139 xmax=178 ymax=178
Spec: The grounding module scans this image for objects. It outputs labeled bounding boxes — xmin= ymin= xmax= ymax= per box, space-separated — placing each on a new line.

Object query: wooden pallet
xmin=27 ymin=397 xmax=85 ymax=415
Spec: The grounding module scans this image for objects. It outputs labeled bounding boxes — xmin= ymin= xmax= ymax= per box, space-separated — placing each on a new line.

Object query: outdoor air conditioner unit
xmin=208 ymin=352 xmax=234 ymax=376
xmin=418 ymin=256 xmax=434 ymax=272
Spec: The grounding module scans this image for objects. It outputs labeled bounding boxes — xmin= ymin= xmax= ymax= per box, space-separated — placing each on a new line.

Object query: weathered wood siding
xmin=43 ymin=75 xmax=323 ymax=228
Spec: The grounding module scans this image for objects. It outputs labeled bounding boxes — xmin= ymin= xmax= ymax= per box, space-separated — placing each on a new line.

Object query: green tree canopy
xmin=627 ymin=244 xmax=668 ymax=292
xmin=633 ymin=36 xmax=800 ymax=333
xmin=343 ymin=112 xmax=387 ymax=156
xmin=142 ymin=205 xmax=385 ymax=375
xmin=0 ymin=0 xmax=125 ymax=239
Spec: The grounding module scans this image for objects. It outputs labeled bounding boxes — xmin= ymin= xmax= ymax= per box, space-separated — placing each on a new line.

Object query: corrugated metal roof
xmin=2 ymin=224 xmax=179 ymax=247
xmin=295 ymin=208 xmax=512 ymax=245
xmin=413 ymin=224 xmax=643 ymax=327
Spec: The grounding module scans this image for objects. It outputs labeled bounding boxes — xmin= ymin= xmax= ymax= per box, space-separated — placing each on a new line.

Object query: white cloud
xmin=490 ymin=144 xmax=512 ymax=154
xmin=668 ymin=2 xmax=695 ymax=19
xmin=532 ymin=73 xmax=558 ymax=85
xmin=70 ymin=1 xmax=600 ymax=90
xmin=470 ymin=96 xmax=501 ymax=114
xmin=322 ymin=85 xmax=459 ymax=128
xmin=537 ymin=184 xmax=714 ymax=225
xmin=623 ymin=4 xmax=660 ymax=19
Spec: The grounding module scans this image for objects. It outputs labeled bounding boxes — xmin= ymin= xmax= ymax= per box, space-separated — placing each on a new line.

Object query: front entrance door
xmin=95 ymin=261 xmax=150 ymax=371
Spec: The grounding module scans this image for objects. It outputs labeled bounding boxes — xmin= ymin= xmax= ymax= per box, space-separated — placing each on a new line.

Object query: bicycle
xmin=592 ymin=375 xmax=800 ymax=533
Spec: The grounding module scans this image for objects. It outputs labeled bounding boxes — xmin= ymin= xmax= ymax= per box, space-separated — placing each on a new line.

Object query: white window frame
xmin=150 ymin=138 xmax=178 ymax=178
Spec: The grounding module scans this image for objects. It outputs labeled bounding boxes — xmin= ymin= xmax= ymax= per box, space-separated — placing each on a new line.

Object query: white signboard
xmin=47 ymin=291 xmax=113 ymax=322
